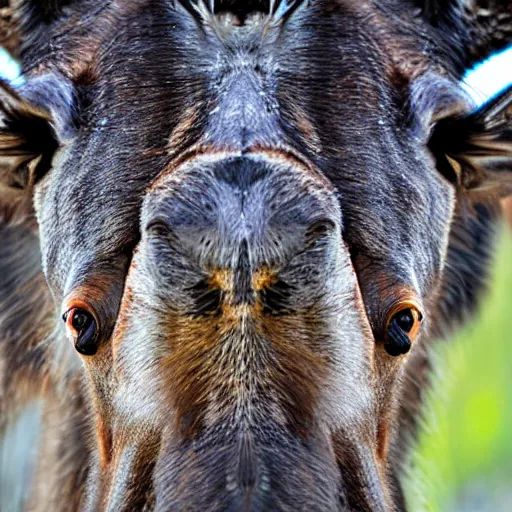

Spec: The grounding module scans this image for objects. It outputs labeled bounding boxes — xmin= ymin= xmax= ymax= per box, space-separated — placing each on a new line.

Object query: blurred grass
xmin=407 ymin=228 xmax=512 ymax=511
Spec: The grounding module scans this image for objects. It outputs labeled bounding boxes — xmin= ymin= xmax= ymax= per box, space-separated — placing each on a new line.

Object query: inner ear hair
xmin=0 ymin=73 xmax=76 ymax=191
xmin=0 ymin=79 xmax=58 ymax=189
xmin=429 ymin=85 xmax=512 ymax=198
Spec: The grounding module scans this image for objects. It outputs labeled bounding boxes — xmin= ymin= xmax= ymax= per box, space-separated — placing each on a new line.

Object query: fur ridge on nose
xmin=139 ymin=151 xmax=381 ymax=509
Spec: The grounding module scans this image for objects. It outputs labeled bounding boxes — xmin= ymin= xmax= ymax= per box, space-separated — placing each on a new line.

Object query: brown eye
xmin=63 ymin=307 xmax=99 ymax=356
xmin=385 ymin=305 xmax=423 ymax=357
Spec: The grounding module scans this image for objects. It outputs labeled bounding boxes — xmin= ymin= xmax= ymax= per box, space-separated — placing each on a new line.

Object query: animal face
xmin=0 ymin=1 xmax=511 ymax=510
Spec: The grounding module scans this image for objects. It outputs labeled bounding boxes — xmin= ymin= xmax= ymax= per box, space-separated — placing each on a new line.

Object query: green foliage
xmin=407 ymin=229 xmax=512 ymax=511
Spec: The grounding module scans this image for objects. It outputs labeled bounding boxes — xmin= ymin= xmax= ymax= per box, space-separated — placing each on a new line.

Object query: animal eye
xmin=384 ymin=305 xmax=423 ymax=357
xmin=63 ymin=307 xmax=99 ymax=356
xmin=394 ymin=310 xmax=415 ymax=333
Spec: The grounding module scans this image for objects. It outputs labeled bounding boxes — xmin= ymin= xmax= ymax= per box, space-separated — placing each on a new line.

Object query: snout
xmin=114 ymin=151 xmax=389 ymax=510
xmin=144 ymin=151 xmax=340 ymax=277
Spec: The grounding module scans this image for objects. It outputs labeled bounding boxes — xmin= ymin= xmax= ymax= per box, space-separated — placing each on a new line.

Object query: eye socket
xmin=384 ymin=304 xmax=423 ymax=357
xmin=63 ymin=307 xmax=99 ymax=356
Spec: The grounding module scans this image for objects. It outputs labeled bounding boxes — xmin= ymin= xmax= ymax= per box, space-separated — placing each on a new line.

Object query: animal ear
xmin=0 ymin=73 xmax=75 ymax=191
xmin=414 ymin=1 xmax=512 ymax=72
xmin=429 ymin=86 xmax=512 ymax=197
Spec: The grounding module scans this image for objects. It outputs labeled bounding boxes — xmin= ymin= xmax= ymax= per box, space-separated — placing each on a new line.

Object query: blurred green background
xmin=406 ymin=228 xmax=512 ymax=511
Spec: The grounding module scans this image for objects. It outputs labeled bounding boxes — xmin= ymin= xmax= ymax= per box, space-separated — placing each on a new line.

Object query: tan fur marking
xmin=97 ymin=416 xmax=113 ymax=468
xmin=209 ymin=268 xmax=233 ymax=291
xmin=256 ymin=310 xmax=329 ymax=437
xmin=252 ymin=266 xmax=277 ymax=291
xmin=161 ymin=313 xmax=235 ymax=437
xmin=376 ymin=418 xmax=389 ymax=461
xmin=160 ymin=260 xmax=330 ymax=440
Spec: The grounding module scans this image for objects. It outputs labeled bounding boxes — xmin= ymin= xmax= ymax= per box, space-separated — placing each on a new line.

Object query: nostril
xmin=260 ymin=279 xmax=294 ymax=315
xmin=186 ymin=278 xmax=223 ymax=317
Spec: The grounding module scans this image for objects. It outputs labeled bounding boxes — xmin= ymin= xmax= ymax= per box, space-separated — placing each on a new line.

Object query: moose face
xmin=111 ymin=153 xmax=381 ymax=509
xmin=0 ymin=0 xmax=511 ymax=510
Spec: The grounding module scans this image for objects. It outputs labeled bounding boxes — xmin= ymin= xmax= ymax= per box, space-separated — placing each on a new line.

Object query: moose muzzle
xmin=107 ymin=151 xmax=388 ymax=510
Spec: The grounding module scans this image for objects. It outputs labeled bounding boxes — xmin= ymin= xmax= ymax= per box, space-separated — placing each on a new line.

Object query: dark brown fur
xmin=0 ymin=1 xmax=511 ymax=510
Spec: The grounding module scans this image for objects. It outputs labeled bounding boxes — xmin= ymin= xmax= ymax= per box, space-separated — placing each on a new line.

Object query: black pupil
xmin=72 ymin=310 xmax=91 ymax=332
xmin=394 ymin=310 xmax=415 ymax=333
